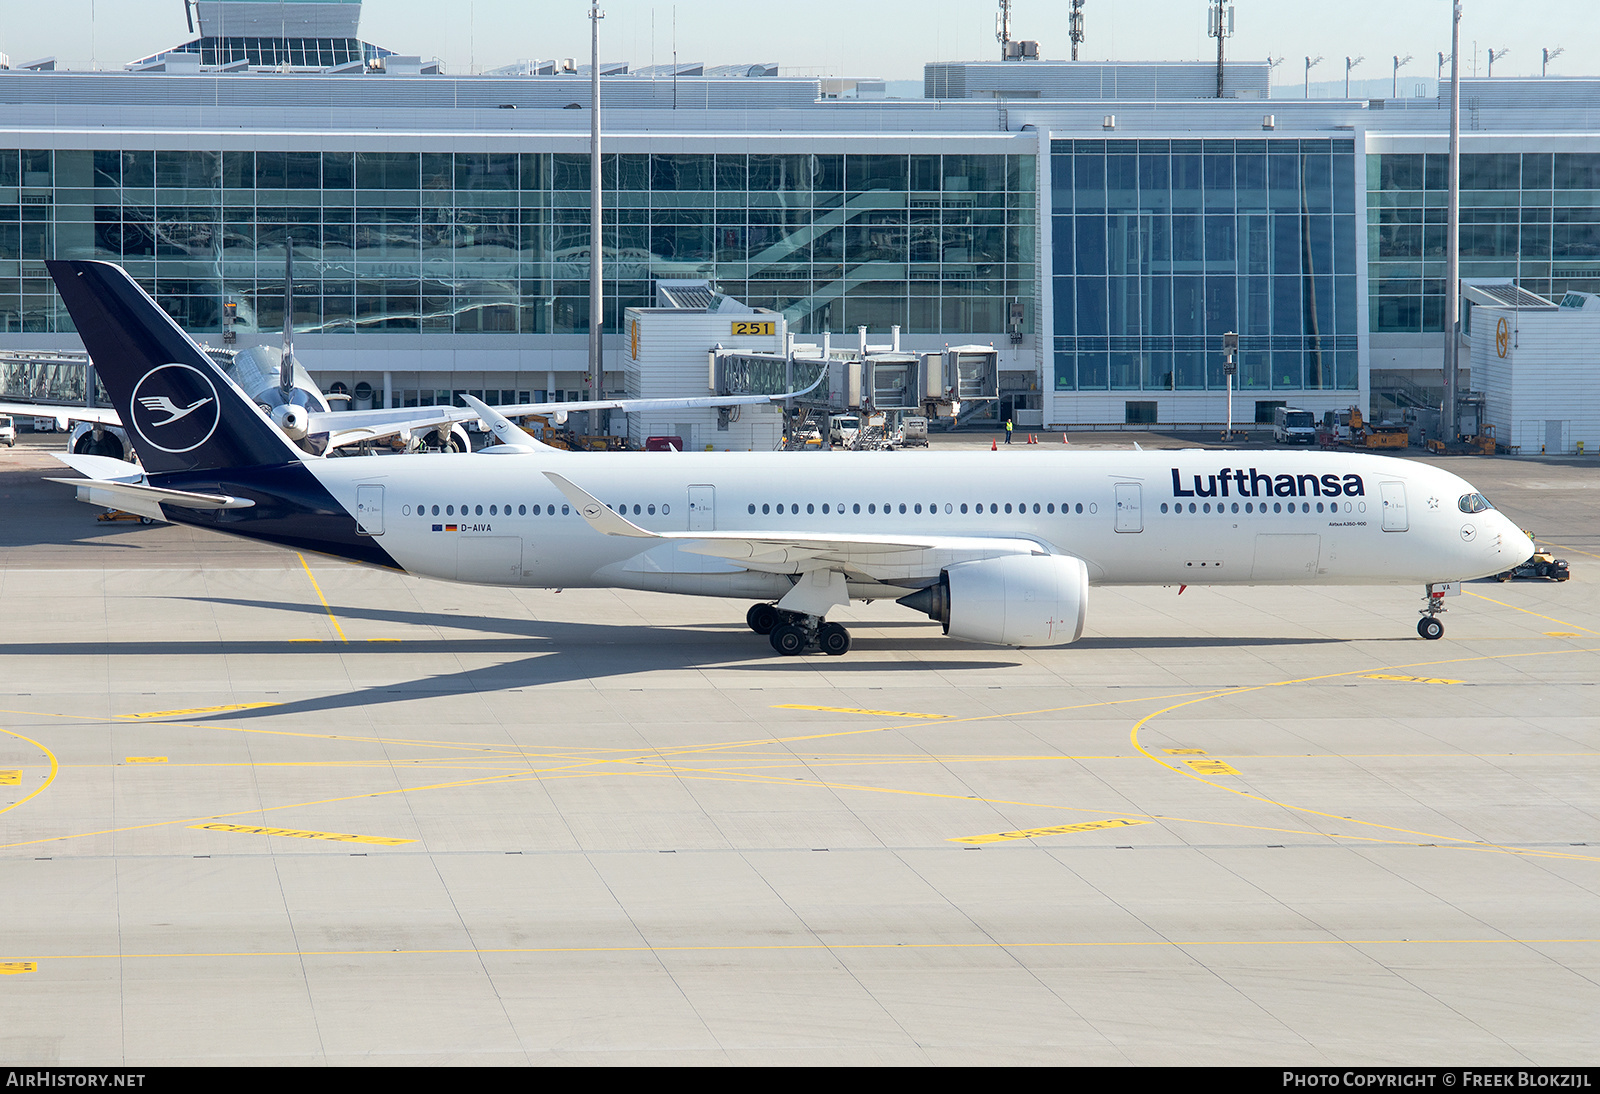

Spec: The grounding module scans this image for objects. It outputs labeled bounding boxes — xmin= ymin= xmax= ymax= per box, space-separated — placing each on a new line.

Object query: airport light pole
xmin=1344 ymin=55 xmax=1363 ymax=98
xmin=1542 ymin=46 xmax=1564 ymax=77
xmin=1393 ymin=53 xmax=1412 ymax=98
xmin=1304 ymin=55 xmax=1322 ymax=98
xmin=1444 ymin=1 xmax=1462 ymax=440
xmin=1222 ymin=331 xmax=1238 ymax=441
xmin=588 ymin=2 xmax=604 ymax=435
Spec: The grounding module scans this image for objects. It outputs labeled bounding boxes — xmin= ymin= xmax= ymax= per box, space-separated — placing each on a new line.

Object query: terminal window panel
xmin=0 ymin=149 xmax=1034 ymax=339
xmin=1368 ymin=151 xmax=1600 ymax=331
xmin=1049 ymin=138 xmax=1357 ymax=393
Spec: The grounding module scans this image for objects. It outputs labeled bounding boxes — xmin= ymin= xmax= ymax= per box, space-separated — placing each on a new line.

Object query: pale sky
xmin=1 ymin=1 xmax=1594 ymax=85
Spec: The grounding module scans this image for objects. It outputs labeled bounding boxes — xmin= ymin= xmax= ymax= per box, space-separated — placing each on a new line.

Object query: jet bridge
xmin=712 ymin=340 xmax=998 ymax=419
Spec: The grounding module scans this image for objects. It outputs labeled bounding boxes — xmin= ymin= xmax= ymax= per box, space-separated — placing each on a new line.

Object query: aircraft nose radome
xmin=1507 ymin=519 xmax=1536 ymax=565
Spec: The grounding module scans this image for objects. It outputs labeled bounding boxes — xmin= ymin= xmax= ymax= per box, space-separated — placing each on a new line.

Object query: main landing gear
xmin=746 ymin=603 xmax=852 ymax=656
xmin=1417 ymin=584 xmax=1447 ymax=640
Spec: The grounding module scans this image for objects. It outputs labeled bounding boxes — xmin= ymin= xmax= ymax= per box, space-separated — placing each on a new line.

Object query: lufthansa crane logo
xmin=1496 ymin=317 xmax=1510 ymax=358
xmin=129 ymin=363 xmax=221 ymax=454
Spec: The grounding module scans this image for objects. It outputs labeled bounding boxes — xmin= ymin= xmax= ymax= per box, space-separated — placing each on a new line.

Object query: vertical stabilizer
xmin=47 ymin=260 xmax=302 ymax=476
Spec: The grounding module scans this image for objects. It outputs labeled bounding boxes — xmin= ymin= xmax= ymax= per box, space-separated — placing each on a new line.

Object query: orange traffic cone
xmin=1062 ymin=433 xmax=1069 ymax=444
xmin=991 ymin=438 xmax=998 ymax=451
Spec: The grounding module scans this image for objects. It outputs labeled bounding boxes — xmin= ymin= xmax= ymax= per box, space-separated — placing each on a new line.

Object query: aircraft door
xmin=1379 ymin=481 xmax=1408 ymax=532
xmin=355 ymin=484 xmax=384 ymax=536
xmin=1114 ymin=483 xmax=1142 ymax=533
xmin=688 ymin=485 xmax=715 ymax=531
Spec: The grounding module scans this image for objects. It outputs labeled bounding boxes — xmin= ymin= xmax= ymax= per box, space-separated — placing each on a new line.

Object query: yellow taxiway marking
xmin=0 ymin=727 xmax=58 ymax=820
xmin=1164 ymin=748 xmax=1208 ymax=755
xmin=1363 ymin=674 xmax=1464 ymax=685
xmin=297 ymin=553 xmax=347 ymax=642
xmin=1548 ymin=540 xmax=1600 ymax=562
xmin=124 ymin=702 xmax=280 ymax=720
xmin=125 ymin=757 xmax=168 ymax=764
xmin=1544 ymin=632 xmax=1581 ymax=638
xmin=190 ymin=823 xmax=415 ymax=846
xmin=12 ymin=937 xmax=1598 ymax=967
xmin=0 ymin=766 xmax=598 ymax=851
xmin=0 ymin=962 xmax=37 ymax=974
xmin=773 ymin=704 xmax=950 ymax=720
xmin=1186 ymin=758 xmax=1240 ymax=776
xmin=952 ymin=818 xmax=1148 ymax=844
xmin=1127 ymin=644 xmax=1600 ymax=863
xmin=0 ymin=770 xmax=19 ymax=786
xmin=1466 ymin=589 xmax=1599 ymax=636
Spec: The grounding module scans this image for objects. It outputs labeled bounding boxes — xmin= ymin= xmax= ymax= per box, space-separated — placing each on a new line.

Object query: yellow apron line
xmin=122 ymin=702 xmax=281 ymax=719
xmin=953 ymin=819 xmax=1149 ymax=844
xmin=1546 ymin=541 xmax=1600 ymax=562
xmin=1125 ymin=666 xmax=1600 ymax=862
xmin=0 ymin=727 xmax=58 ymax=819
xmin=12 ymin=936 xmax=1598 ymax=965
xmin=0 ymin=768 xmax=603 ymax=851
xmin=0 ymin=704 xmax=541 ymax=758
xmin=190 ymin=822 xmax=415 ymax=845
xmin=1465 ymin=588 xmax=1600 ymax=636
xmin=773 ymin=704 xmax=950 ymax=719
xmin=615 ymin=765 xmax=1529 ymax=854
xmin=653 ymin=684 xmax=1247 ymax=759
xmin=297 ymin=552 xmax=347 ymax=642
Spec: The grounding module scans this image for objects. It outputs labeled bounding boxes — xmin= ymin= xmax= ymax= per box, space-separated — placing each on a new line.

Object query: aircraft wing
xmin=0 ymin=401 xmax=123 ymax=428
xmin=304 ymin=370 xmax=827 ymax=448
xmin=544 ymin=471 xmax=1046 ymax=582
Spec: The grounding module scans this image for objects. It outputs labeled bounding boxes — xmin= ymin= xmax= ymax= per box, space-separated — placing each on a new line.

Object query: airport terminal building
xmin=2 ymin=1 xmax=1598 ymax=438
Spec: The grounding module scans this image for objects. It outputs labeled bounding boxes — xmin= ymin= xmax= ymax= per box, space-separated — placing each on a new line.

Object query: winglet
xmin=542 ymin=472 xmax=659 ymax=539
xmin=460 ymin=394 xmax=561 ymax=452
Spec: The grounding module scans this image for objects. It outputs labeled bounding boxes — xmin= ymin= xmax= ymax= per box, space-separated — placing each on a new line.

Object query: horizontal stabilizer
xmin=0 ymin=401 xmax=122 ymax=429
xmin=45 ymin=476 xmax=256 ymax=521
xmin=52 ymin=452 xmax=143 ymax=483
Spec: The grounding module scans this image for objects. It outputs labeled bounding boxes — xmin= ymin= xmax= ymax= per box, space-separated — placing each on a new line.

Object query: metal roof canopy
xmin=1462 ymin=281 xmax=1558 ymax=311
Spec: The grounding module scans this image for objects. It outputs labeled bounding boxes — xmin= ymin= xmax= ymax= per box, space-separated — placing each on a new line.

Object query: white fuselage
xmin=304 ymin=448 xmax=1531 ymax=601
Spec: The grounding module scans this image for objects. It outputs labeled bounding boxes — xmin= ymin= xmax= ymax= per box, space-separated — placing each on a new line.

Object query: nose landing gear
xmin=748 ymin=603 xmax=852 ymax=656
xmin=1417 ymin=584 xmax=1449 ymax=640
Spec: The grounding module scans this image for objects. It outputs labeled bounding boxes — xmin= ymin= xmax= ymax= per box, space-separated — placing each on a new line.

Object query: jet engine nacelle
xmin=898 ymin=554 xmax=1089 ymax=647
xmin=271 ymin=402 xmax=310 ymax=439
xmin=423 ymin=424 xmax=472 ymax=453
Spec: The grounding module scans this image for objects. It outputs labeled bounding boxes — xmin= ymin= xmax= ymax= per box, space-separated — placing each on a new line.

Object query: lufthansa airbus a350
xmin=44 ymin=260 xmax=1531 ymax=656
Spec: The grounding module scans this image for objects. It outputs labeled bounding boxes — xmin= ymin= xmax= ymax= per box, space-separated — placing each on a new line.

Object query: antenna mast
xmin=1208 ymin=2 xmax=1234 ymax=98
xmin=1069 ymin=1 xmax=1085 ymax=62
xmin=995 ymin=0 xmax=1013 ymax=61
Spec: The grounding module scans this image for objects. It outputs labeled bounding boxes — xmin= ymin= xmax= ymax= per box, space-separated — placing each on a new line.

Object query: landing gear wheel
xmin=747 ymin=603 xmax=780 ymax=635
xmin=818 ymin=622 xmax=851 ymax=656
xmin=770 ymin=624 xmax=807 ymax=656
xmin=138 ymin=517 xmax=153 ymax=525
xmin=1418 ymin=617 xmax=1444 ymax=640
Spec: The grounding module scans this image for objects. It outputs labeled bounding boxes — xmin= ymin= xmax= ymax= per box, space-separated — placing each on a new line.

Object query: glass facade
xmin=1051 ymin=138 xmax=1359 ymax=393
xmin=0 ymin=148 xmax=1035 ymax=339
xmin=1368 ymin=151 xmax=1600 ymax=332
xmin=129 ymin=37 xmax=393 ymax=70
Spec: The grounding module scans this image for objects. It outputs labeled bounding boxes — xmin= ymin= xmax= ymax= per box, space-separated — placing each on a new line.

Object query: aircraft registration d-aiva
xmin=45 ymin=260 xmax=1530 ymax=656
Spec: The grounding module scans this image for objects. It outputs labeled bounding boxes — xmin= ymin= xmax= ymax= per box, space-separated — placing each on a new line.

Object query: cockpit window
xmin=1458 ymin=493 xmax=1494 ymax=514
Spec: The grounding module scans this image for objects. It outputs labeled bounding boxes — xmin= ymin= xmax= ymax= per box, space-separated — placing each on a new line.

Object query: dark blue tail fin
xmin=48 ymin=260 xmax=301 ymax=476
